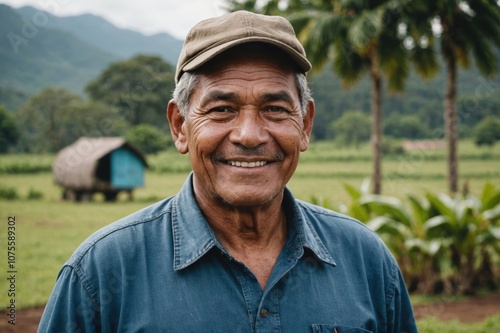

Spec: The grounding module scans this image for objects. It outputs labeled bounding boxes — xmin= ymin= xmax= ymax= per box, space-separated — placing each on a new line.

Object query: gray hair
xmin=173 ymin=72 xmax=312 ymax=118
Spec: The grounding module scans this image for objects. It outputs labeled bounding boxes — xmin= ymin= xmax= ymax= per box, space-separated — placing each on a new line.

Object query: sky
xmin=1 ymin=0 xmax=229 ymax=39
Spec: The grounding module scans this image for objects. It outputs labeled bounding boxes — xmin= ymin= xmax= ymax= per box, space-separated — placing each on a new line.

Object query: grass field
xmin=0 ymin=140 xmax=499 ymax=329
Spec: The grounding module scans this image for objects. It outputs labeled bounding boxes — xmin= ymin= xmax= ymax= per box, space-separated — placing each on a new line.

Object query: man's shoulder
xmin=296 ymin=199 xmax=389 ymax=255
xmin=66 ymin=196 xmax=175 ymax=267
xmin=297 ymin=199 xmax=373 ymax=234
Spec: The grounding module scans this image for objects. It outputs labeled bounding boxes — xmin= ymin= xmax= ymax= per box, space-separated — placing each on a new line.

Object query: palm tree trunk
xmin=444 ymin=52 xmax=458 ymax=193
xmin=370 ymin=48 xmax=383 ymax=194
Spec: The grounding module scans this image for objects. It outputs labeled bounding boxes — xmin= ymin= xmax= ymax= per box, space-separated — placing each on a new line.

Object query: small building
xmin=53 ymin=137 xmax=148 ymax=202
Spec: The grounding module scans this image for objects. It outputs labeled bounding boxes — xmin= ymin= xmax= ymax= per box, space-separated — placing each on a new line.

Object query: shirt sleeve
xmin=387 ymin=265 xmax=419 ymax=333
xmin=38 ymin=265 xmax=100 ymax=333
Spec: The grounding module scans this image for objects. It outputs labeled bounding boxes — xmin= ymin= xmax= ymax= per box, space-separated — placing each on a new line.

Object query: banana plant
xmin=335 ymin=180 xmax=500 ymax=295
xmin=424 ymin=182 xmax=500 ymax=294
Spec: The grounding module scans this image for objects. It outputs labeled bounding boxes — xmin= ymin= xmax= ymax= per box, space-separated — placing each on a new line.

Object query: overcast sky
xmin=1 ymin=0 xmax=229 ymax=39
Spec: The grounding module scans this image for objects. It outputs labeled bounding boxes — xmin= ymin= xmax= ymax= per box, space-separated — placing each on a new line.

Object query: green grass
xmin=417 ymin=315 xmax=500 ymax=333
xmin=0 ymin=139 xmax=499 ymax=313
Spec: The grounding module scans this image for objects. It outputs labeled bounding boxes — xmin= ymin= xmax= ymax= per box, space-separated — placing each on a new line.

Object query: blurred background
xmin=0 ymin=1 xmax=499 ymax=332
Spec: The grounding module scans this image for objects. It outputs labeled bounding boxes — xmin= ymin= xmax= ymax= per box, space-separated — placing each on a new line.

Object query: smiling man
xmin=39 ymin=11 xmax=418 ymax=333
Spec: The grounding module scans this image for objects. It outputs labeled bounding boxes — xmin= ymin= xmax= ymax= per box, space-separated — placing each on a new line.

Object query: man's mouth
xmin=227 ymin=161 xmax=268 ymax=168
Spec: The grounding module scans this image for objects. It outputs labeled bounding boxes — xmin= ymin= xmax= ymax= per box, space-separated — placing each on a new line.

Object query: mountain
xmin=0 ymin=4 xmax=119 ymax=94
xmin=0 ymin=4 xmax=183 ymax=101
xmin=15 ymin=6 xmax=183 ymax=65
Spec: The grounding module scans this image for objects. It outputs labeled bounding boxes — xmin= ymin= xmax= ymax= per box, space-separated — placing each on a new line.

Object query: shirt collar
xmin=282 ymin=188 xmax=336 ymax=267
xmin=172 ymin=173 xmax=336 ymax=271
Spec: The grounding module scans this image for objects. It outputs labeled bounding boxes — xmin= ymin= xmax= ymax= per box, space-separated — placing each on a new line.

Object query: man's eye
xmin=210 ymin=106 xmax=231 ymax=113
xmin=265 ymin=106 xmax=288 ymax=113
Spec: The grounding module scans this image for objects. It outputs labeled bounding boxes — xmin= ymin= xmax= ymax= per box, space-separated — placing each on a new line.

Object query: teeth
xmin=228 ymin=161 xmax=267 ymax=168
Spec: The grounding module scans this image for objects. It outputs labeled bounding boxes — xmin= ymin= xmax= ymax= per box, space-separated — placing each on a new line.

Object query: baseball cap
xmin=175 ymin=10 xmax=311 ymax=83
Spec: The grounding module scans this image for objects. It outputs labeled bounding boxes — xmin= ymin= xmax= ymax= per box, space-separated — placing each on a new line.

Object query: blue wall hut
xmin=54 ymin=137 xmax=148 ymax=201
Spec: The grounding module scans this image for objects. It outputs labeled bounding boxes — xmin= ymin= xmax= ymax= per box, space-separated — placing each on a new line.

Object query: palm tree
xmin=289 ymin=0 xmax=438 ymax=194
xmin=411 ymin=0 xmax=500 ymax=193
xmin=223 ymin=0 xmax=438 ymax=194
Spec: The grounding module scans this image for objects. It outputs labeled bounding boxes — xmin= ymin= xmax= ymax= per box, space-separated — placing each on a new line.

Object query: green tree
xmin=17 ymin=88 xmax=82 ymax=152
xmin=224 ymin=0 xmax=438 ymax=194
xmin=472 ymin=116 xmax=500 ymax=147
xmin=17 ymin=88 xmax=128 ymax=152
xmin=331 ymin=110 xmax=370 ymax=148
xmin=383 ymin=115 xmax=431 ymax=139
xmin=412 ymin=0 xmax=500 ymax=192
xmin=0 ymin=106 xmax=19 ymax=153
xmin=125 ymin=124 xmax=171 ymax=154
xmin=291 ymin=1 xmax=441 ymax=194
xmin=86 ymin=55 xmax=175 ymax=127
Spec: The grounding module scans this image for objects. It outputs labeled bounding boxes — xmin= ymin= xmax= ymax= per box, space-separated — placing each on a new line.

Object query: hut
xmin=54 ymin=137 xmax=148 ymax=202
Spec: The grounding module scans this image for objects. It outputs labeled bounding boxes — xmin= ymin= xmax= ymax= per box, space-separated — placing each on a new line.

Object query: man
xmin=39 ymin=10 xmax=418 ymax=333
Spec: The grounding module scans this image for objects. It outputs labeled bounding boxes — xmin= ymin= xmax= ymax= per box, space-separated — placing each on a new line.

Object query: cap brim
xmin=179 ymin=36 xmax=311 ymax=81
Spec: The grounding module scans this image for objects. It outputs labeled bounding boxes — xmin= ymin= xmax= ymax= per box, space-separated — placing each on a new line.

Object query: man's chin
xmin=217 ymin=189 xmax=283 ymax=208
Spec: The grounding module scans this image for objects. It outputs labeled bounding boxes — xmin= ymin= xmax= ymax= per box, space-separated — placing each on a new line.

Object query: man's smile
xmin=227 ymin=160 xmax=268 ymax=168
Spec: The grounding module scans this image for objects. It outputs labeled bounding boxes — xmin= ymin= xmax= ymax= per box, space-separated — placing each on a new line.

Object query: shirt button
xmin=260 ymin=308 xmax=268 ymax=318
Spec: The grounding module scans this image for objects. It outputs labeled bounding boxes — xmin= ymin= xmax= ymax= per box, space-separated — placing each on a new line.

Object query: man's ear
xmin=300 ymin=99 xmax=315 ymax=152
xmin=166 ymin=100 xmax=189 ymax=154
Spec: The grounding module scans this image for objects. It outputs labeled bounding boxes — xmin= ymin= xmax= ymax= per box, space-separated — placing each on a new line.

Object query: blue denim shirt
xmin=39 ymin=174 xmax=417 ymax=333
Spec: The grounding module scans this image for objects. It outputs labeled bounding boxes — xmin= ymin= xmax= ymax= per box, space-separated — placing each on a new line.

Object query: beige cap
xmin=175 ymin=10 xmax=311 ymax=83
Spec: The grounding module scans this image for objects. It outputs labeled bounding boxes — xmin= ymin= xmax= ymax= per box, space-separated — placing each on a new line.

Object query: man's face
xmin=169 ymin=49 xmax=314 ymax=208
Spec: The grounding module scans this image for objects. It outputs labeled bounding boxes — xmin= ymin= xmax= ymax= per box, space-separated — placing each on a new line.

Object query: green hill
xmin=15 ymin=6 xmax=183 ymax=65
xmin=0 ymin=4 xmax=118 ymax=94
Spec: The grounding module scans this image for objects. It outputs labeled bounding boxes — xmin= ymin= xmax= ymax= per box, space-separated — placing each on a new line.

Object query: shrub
xmin=330 ymin=111 xmax=371 ymax=148
xmin=0 ymin=186 xmax=19 ymax=200
xmin=125 ymin=124 xmax=172 ymax=154
xmin=472 ymin=116 xmax=500 ymax=147
xmin=333 ymin=181 xmax=500 ymax=295
xmin=26 ymin=187 xmax=44 ymax=200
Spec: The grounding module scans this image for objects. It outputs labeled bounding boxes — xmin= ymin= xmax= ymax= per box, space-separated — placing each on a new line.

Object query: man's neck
xmin=196 ymin=193 xmax=288 ymax=289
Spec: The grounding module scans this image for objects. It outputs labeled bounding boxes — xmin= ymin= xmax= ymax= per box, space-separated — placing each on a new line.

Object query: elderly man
xmin=39 ymin=11 xmax=418 ymax=333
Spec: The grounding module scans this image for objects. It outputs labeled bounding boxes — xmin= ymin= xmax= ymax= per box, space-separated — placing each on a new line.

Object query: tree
xmin=472 ymin=116 xmax=500 ymax=146
xmin=224 ymin=0 xmax=437 ymax=194
xmin=0 ymin=106 xmax=19 ymax=153
xmin=86 ymin=55 xmax=175 ymax=128
xmin=17 ymin=88 xmax=82 ymax=152
xmin=330 ymin=110 xmax=370 ymax=148
xmin=411 ymin=0 xmax=500 ymax=192
xmin=125 ymin=124 xmax=172 ymax=154
xmin=17 ymin=88 xmax=127 ymax=152
xmin=383 ymin=115 xmax=431 ymax=139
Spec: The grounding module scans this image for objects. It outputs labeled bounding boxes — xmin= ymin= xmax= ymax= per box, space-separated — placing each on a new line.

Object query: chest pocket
xmin=311 ymin=324 xmax=374 ymax=333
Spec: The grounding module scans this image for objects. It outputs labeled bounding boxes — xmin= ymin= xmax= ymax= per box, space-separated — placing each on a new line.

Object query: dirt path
xmin=1 ymin=292 xmax=499 ymax=332
xmin=413 ymin=291 xmax=500 ymax=322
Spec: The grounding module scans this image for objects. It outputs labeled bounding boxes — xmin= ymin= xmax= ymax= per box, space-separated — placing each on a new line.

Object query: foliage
xmin=472 ymin=116 xmax=500 ymax=147
xmin=0 ymin=105 xmax=19 ymax=153
xmin=0 ymin=185 xmax=19 ymax=200
xmin=0 ymin=86 xmax=28 ymax=112
xmin=410 ymin=0 xmax=500 ymax=193
xmin=338 ymin=180 xmax=500 ymax=295
xmin=381 ymin=137 xmax=404 ymax=156
xmin=16 ymin=87 xmax=81 ymax=152
xmin=26 ymin=187 xmax=44 ymax=200
xmin=0 ymin=157 xmax=53 ymax=174
xmin=86 ymin=55 xmax=175 ymax=128
xmin=16 ymin=87 xmax=127 ymax=152
xmin=384 ymin=115 xmax=431 ymax=139
xmin=125 ymin=124 xmax=172 ymax=154
xmin=330 ymin=110 xmax=370 ymax=147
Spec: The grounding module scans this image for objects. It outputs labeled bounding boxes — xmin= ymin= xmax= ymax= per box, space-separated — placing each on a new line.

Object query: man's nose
xmin=229 ymin=110 xmax=270 ymax=148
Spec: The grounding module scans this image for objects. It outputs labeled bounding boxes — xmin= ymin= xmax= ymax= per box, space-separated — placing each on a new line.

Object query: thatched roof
xmin=53 ymin=137 xmax=147 ymax=189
